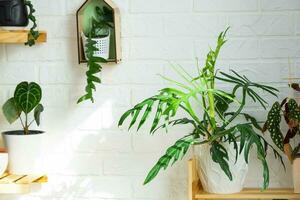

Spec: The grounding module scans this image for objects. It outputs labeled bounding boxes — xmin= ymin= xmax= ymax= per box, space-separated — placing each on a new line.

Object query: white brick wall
xmin=0 ymin=0 xmax=298 ymax=199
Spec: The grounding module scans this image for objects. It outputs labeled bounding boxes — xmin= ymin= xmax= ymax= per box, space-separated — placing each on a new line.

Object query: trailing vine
xmin=77 ymin=6 xmax=113 ymax=104
xmin=77 ymin=34 xmax=107 ymax=104
xmin=24 ymin=0 xmax=39 ymax=46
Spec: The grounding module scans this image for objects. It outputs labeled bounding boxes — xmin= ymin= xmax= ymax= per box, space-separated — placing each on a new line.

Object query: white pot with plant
xmin=118 ymin=28 xmax=284 ymax=194
xmin=82 ymin=6 xmax=114 ymax=60
xmin=264 ymin=83 xmax=300 ymax=193
xmin=2 ymin=81 xmax=45 ymax=175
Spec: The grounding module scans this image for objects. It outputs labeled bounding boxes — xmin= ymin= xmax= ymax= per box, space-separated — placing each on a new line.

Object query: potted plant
xmin=119 ymin=28 xmax=284 ymax=194
xmin=78 ymin=6 xmax=113 ymax=104
xmin=263 ymin=83 xmax=300 ymax=193
xmin=82 ymin=6 xmax=113 ymax=60
xmin=0 ymin=0 xmax=39 ymax=46
xmin=2 ymin=81 xmax=45 ymax=174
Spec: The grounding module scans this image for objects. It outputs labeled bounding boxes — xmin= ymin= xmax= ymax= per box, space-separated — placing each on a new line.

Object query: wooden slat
xmin=189 ymin=158 xmax=300 ymax=199
xmin=0 ymin=175 xmax=25 ymax=184
xmin=188 ymin=158 xmax=202 ymax=200
xmin=15 ymin=175 xmax=45 ymax=184
xmin=195 ymin=188 xmax=300 ymax=199
xmin=0 ymin=184 xmax=30 ymax=194
xmin=0 ymin=30 xmax=47 ymax=43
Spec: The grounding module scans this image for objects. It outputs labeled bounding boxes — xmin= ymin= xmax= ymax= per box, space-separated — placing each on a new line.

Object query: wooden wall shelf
xmin=188 ymin=158 xmax=300 ymax=200
xmin=0 ymin=173 xmax=47 ymax=194
xmin=0 ymin=30 xmax=47 ymax=44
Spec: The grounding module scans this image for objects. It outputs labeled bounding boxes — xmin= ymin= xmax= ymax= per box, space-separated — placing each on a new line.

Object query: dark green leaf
xmin=210 ymin=142 xmax=232 ymax=181
xmin=2 ymin=98 xmax=21 ymax=124
xmin=14 ymin=82 xmax=42 ymax=114
xmin=34 ymin=104 xmax=44 ymax=126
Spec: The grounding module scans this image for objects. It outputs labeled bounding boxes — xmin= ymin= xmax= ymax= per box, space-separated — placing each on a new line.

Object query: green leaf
xmin=14 ymin=82 xmax=42 ymax=114
xmin=143 ymin=135 xmax=194 ymax=185
xmin=210 ymin=142 xmax=232 ymax=181
xmin=2 ymin=98 xmax=21 ymax=124
xmin=78 ymin=33 xmax=106 ymax=104
xmin=237 ymin=124 xmax=269 ymax=190
xmin=264 ymin=102 xmax=284 ymax=151
xmin=34 ymin=104 xmax=44 ymax=126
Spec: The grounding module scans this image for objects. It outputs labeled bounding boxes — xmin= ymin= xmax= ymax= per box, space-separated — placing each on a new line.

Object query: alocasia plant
xmin=2 ymin=82 xmax=44 ymax=134
xmin=264 ymin=83 xmax=300 ymax=161
xmin=119 ymin=28 xmax=284 ymax=189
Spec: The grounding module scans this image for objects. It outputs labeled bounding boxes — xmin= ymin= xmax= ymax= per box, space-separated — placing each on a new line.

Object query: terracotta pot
xmin=293 ymin=157 xmax=300 ymax=193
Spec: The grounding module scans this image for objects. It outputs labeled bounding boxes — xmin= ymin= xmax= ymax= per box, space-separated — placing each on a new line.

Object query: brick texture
xmin=0 ymin=0 xmax=298 ymax=199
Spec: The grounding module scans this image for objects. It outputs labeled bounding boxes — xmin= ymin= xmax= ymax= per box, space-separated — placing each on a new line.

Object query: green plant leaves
xmin=2 ymin=98 xmax=21 ymax=124
xmin=210 ymin=142 xmax=232 ymax=181
xmin=34 ymin=104 xmax=44 ymax=126
xmin=14 ymin=82 xmax=42 ymax=114
xmin=264 ymin=102 xmax=284 ymax=151
xmin=237 ymin=124 xmax=269 ymax=190
xmin=143 ymin=135 xmax=195 ymax=185
xmin=117 ymin=27 xmax=281 ymax=187
xmin=77 ymin=35 xmax=107 ymax=104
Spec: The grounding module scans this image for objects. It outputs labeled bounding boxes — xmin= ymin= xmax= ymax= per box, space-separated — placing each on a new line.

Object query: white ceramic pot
xmin=2 ymin=131 xmax=46 ymax=175
xmin=293 ymin=157 xmax=300 ymax=193
xmin=194 ymin=142 xmax=248 ymax=194
xmin=0 ymin=153 xmax=8 ymax=175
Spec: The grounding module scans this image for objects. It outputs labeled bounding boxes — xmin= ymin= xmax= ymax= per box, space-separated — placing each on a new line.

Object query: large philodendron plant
xmin=2 ymin=82 xmax=44 ymax=134
xmin=264 ymin=83 xmax=300 ymax=162
xmin=119 ymin=28 xmax=284 ymax=189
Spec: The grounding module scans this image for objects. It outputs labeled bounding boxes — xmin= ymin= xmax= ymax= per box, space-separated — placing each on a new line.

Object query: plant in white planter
xmin=78 ymin=6 xmax=113 ymax=104
xmin=119 ymin=28 xmax=284 ymax=193
xmin=2 ymin=81 xmax=45 ymax=174
xmin=264 ymin=83 xmax=300 ymax=193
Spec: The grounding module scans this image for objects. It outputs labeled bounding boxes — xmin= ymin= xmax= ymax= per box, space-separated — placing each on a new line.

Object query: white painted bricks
xmin=0 ymin=0 xmax=298 ymax=199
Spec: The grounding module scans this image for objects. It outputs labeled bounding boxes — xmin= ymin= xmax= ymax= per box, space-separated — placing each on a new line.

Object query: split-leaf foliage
xmin=264 ymin=83 xmax=300 ymax=161
xmin=119 ymin=28 xmax=284 ymax=189
xmin=2 ymin=82 xmax=44 ymax=134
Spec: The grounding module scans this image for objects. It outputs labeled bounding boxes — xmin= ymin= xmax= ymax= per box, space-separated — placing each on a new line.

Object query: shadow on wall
xmin=0 ymin=97 xmax=190 ymax=200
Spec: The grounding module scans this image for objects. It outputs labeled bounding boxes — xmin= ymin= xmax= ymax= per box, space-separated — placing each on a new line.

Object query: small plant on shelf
xmin=263 ymin=83 xmax=300 ymax=161
xmin=78 ymin=6 xmax=114 ymax=103
xmin=2 ymin=81 xmax=44 ymax=134
xmin=119 ymin=28 xmax=284 ymax=193
xmin=2 ymin=81 xmax=46 ymax=175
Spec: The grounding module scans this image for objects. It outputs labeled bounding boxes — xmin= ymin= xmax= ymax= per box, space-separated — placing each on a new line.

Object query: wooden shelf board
xmin=196 ymin=188 xmax=300 ymax=199
xmin=188 ymin=158 xmax=300 ymax=200
xmin=0 ymin=173 xmax=47 ymax=194
xmin=0 ymin=30 xmax=47 ymax=44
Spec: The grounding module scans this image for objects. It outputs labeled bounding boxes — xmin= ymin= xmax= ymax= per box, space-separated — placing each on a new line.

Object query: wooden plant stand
xmin=188 ymin=158 xmax=300 ymax=200
xmin=0 ymin=173 xmax=47 ymax=194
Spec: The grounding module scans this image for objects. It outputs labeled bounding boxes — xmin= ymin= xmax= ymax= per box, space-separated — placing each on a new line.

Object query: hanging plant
xmin=24 ymin=0 xmax=39 ymax=46
xmin=77 ymin=35 xmax=107 ymax=103
xmin=77 ymin=6 xmax=114 ymax=104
